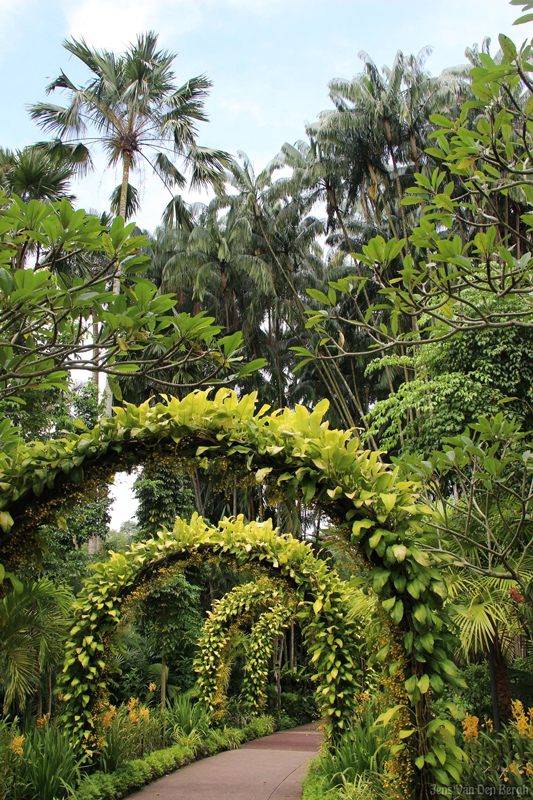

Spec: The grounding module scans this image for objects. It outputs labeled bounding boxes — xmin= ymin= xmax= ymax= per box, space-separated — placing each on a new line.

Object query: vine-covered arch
xmin=194 ymin=578 xmax=298 ymax=718
xmin=241 ymin=604 xmax=292 ymax=714
xmin=0 ymin=389 xmax=466 ymax=791
xmin=59 ymin=514 xmax=363 ymax=742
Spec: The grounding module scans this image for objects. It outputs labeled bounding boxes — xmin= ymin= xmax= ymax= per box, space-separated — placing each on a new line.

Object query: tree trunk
xmin=221 ymin=264 xmax=230 ymax=331
xmin=388 ymin=144 xmax=410 ymax=248
xmin=91 ymin=312 xmax=99 ymax=394
xmin=102 ymin=151 xmax=133 ymax=416
xmin=410 ymin=131 xmax=419 ymax=172
xmin=47 ymin=668 xmax=53 ymax=717
xmin=488 ymin=640 xmax=501 ymax=732
xmin=274 ymin=315 xmax=284 ymax=409
xmin=273 ymin=636 xmax=282 ymax=714
xmin=367 ymin=163 xmax=400 ymax=240
xmin=119 ymin=152 xmax=131 ymax=221
xmin=37 ymin=679 xmax=43 ymax=719
xmin=161 ymin=648 xmax=167 ymax=712
xmin=290 ymin=621 xmax=295 ymax=669
xmin=492 ymin=634 xmax=512 ymax=723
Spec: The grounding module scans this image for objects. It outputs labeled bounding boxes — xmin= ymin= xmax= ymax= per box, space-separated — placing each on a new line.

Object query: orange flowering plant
xmin=459 ymin=702 xmax=533 ymax=790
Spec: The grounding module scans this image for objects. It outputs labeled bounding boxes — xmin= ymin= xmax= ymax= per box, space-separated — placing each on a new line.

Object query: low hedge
xmin=74 ymin=716 xmax=276 ymax=800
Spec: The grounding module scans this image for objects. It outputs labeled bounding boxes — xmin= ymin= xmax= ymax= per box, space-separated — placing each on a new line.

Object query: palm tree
xmin=31 ymin=32 xmax=232 ymax=415
xmin=161 ymin=201 xmax=273 ymax=333
xmin=29 ymin=32 xmax=231 ymax=223
xmin=447 ymin=571 xmax=531 ymax=728
xmin=0 ymin=146 xmax=75 ymax=203
xmin=321 ymin=49 xmax=463 ymax=243
xmin=0 ymin=579 xmax=71 ymax=713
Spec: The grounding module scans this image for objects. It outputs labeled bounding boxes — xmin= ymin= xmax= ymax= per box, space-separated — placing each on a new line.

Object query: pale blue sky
xmin=1 ymin=0 xmax=523 ymax=234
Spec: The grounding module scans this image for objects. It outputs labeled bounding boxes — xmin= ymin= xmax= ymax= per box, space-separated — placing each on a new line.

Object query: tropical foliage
xmin=5 ymin=4 xmax=533 ymax=799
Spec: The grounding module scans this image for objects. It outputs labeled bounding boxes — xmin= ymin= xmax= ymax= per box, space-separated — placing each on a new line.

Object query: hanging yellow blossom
xmin=10 ymin=735 xmax=24 ymax=757
xmin=148 ymin=683 xmax=156 ymax=693
xmin=511 ymin=699 xmax=533 ymax=737
xmin=462 ymin=713 xmax=479 ymax=742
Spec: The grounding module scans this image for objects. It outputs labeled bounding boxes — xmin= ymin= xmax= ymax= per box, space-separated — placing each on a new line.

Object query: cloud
xmin=63 ymin=0 xmax=202 ymax=49
xmin=62 ymin=0 xmax=311 ymax=50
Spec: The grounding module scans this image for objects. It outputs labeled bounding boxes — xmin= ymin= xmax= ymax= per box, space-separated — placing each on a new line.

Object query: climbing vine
xmin=194 ymin=578 xmax=297 ymax=718
xmin=59 ymin=514 xmax=363 ymax=743
xmin=0 ymin=389 xmax=466 ymax=791
xmin=240 ymin=604 xmax=293 ymax=714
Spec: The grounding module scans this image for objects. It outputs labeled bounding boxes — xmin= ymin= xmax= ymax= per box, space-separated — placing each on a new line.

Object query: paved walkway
xmin=128 ymin=724 xmax=321 ymax=800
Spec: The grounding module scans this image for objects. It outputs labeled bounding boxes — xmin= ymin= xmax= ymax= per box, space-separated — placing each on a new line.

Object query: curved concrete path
xmin=128 ymin=724 xmax=321 ymax=800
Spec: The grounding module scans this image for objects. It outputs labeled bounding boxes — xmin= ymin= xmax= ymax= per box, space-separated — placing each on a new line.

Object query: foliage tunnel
xmin=0 ymin=388 xmax=466 ymax=790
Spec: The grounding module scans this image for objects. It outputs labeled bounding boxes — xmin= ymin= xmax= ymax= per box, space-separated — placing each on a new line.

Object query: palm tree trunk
xmin=104 ymin=153 xmax=132 ymax=417
xmin=119 ymin=152 xmax=131 ymax=221
xmin=274 ymin=315 xmax=284 ymax=409
xmin=410 ymin=131 xmax=419 ymax=172
xmin=492 ymin=633 xmax=512 ymax=723
xmin=221 ymin=264 xmax=230 ymax=331
xmin=367 ymin=163 xmax=400 ymax=239
xmin=388 ymin=145 xmax=410 ymax=248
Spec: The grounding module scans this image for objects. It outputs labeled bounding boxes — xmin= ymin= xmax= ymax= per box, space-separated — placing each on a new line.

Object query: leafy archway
xmin=0 ymin=389 xmax=466 ymax=793
xmin=240 ymin=604 xmax=292 ymax=714
xmin=193 ymin=578 xmax=298 ymax=718
xmin=59 ymin=514 xmax=363 ymax=742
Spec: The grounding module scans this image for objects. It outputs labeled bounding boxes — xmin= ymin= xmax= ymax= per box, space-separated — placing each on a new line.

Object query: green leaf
xmin=373 ymin=704 xmax=405 ymax=728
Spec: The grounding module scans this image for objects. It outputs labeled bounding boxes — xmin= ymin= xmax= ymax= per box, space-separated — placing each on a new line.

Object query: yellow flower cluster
xmin=462 ymin=713 xmax=479 ymax=742
xmin=503 ymin=762 xmax=526 ymax=782
xmin=148 ymin=682 xmax=157 ymax=693
xmin=127 ymin=696 xmax=140 ymax=722
xmin=501 ymin=760 xmax=533 ymax=782
xmin=36 ymin=713 xmax=49 ymax=730
xmin=10 ymin=735 xmax=24 ymax=757
xmin=511 ymin=699 xmax=533 ymax=738
xmin=126 ymin=697 xmax=150 ymax=723
xmin=102 ymin=705 xmax=117 ymax=729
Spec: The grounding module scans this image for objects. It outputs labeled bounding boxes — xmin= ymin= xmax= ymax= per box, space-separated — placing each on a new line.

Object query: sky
xmin=2 ymin=0 xmax=524 ymax=527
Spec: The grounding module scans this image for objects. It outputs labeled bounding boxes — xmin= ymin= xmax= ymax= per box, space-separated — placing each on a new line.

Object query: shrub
xmin=74 ymin=716 xmax=275 ymax=799
xmin=166 ymin=695 xmax=210 ymax=737
xmin=15 ymin=723 xmax=80 ymax=800
xmin=242 ymin=715 xmax=275 ymax=740
xmin=303 ymin=758 xmax=388 ymax=800
xmin=318 ymin=705 xmax=390 ymax=791
xmin=98 ymin=700 xmax=165 ymax=772
xmin=74 ymin=743 xmax=193 ymax=800
xmin=274 ymin=713 xmax=298 ymax=731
